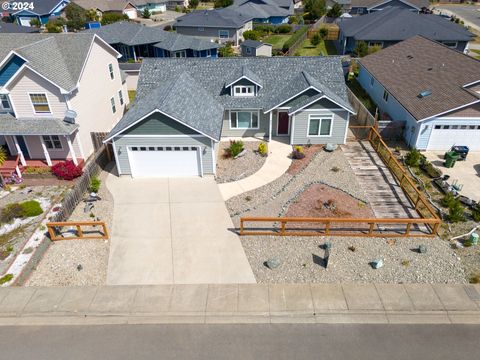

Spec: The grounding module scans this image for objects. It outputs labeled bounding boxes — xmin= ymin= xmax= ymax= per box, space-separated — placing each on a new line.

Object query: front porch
xmin=0 ymin=156 xmax=85 ymax=179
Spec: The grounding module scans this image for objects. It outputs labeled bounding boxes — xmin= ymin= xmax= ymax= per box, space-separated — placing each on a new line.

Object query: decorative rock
xmin=418 ymin=244 xmax=427 ymax=254
xmin=76 ymin=264 xmax=83 ymax=271
xmin=324 ymin=144 xmax=337 ymax=152
xmin=266 ymin=258 xmax=281 ymax=269
xmin=323 ymin=242 xmax=332 ymax=250
xmin=234 ymin=149 xmax=247 ymax=159
xmin=371 ymin=259 xmax=384 ymax=269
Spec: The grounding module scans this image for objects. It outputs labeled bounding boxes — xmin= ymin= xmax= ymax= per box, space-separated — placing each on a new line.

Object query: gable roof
xmin=107 ymin=57 xmax=354 ymax=140
xmin=241 ymin=39 xmax=272 ymax=48
xmin=350 ymin=0 xmax=429 ymax=9
xmin=175 ymin=8 xmax=253 ymax=28
xmin=0 ymin=114 xmax=78 ymax=135
xmin=0 ymin=33 xmax=117 ymax=93
xmin=73 ymin=0 xmax=135 ymax=12
xmin=359 ymin=36 xmax=480 ymax=121
xmin=7 ymin=0 xmax=68 ymax=15
xmin=339 ymin=7 xmax=474 ymax=42
xmin=86 ymin=21 xmax=220 ymax=52
xmin=229 ymin=0 xmax=294 ymax=19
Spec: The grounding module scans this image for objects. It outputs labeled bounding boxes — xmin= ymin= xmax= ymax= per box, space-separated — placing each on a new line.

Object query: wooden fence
xmin=346 ymin=88 xmax=376 ymax=127
xmin=47 ymin=221 xmax=109 ymax=241
xmin=50 ymin=145 xmax=111 ymax=223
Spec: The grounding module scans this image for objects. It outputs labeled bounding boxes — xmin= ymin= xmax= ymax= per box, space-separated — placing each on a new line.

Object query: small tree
xmin=353 ymin=41 xmax=368 ymax=57
xmin=101 ymin=12 xmax=129 ymax=25
xmin=243 ymin=30 xmax=260 ymax=41
xmin=304 ymin=0 xmax=326 ymax=20
xmin=29 ymin=18 xmax=41 ymax=27
xmin=189 ymin=0 xmax=199 ymax=8
xmin=447 ymin=199 xmax=465 ymax=223
xmin=368 ymin=44 xmax=382 ymax=55
xmin=219 ymin=42 xmax=234 ymax=57
xmin=142 ymin=8 xmax=151 ymax=19
xmin=45 ymin=19 xmax=65 ymax=33
xmin=326 ymin=4 xmax=342 ymax=19
xmin=405 ymin=148 xmax=422 ymax=167
xmin=86 ymin=9 xmax=100 ymax=22
xmin=65 ymin=3 xmax=87 ymax=30
xmin=311 ymin=33 xmax=321 ymax=46
xmin=319 ymin=27 xmax=328 ymax=40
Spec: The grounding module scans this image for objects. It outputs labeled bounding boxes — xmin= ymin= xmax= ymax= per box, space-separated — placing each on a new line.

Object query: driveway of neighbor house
xmin=105 ymin=175 xmax=255 ymax=285
xmin=425 ymin=151 xmax=480 ymax=201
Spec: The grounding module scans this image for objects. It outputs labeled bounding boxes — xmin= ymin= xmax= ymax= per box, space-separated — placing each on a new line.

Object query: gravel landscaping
xmin=25 ymin=166 xmax=114 ymax=286
xmin=242 ymin=235 xmax=466 ymax=284
xmin=216 ymin=140 xmax=267 ymax=183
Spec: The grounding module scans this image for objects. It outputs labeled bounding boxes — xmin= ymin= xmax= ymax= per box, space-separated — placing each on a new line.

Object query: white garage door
xmin=124 ymin=9 xmax=137 ymax=19
xmin=19 ymin=17 xmax=33 ymax=26
xmin=428 ymin=124 xmax=480 ymax=151
xmin=128 ymin=146 xmax=201 ymax=177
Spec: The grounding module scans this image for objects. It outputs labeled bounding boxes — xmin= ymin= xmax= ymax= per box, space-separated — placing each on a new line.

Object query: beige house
xmin=240 ymin=40 xmax=272 ymax=57
xmin=0 ymin=33 xmax=128 ymax=178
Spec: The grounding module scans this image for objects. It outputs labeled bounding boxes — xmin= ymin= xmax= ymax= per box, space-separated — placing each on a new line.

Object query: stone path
xmin=0 ymin=284 xmax=479 ymax=325
xmin=342 ymin=141 xmax=418 ymax=219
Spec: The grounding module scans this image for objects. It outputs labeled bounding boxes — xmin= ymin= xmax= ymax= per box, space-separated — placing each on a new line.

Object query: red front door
xmin=277 ymin=112 xmax=289 ymax=135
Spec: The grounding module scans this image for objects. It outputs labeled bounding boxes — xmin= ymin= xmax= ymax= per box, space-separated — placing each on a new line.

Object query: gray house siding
xmin=176 ymin=26 xmax=238 ymax=43
xmin=291 ymin=108 xmax=349 ymax=145
xmin=124 ymin=113 xmax=199 ymax=135
xmin=369 ymin=0 xmax=420 ymax=12
xmin=221 ymin=110 xmax=269 ymax=138
xmin=114 ymin=136 xmax=214 ymax=175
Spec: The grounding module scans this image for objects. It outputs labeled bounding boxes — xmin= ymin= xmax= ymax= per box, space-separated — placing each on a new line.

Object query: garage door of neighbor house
xmin=124 ymin=9 xmax=137 ymax=19
xmin=19 ymin=17 xmax=32 ymax=26
xmin=128 ymin=146 xmax=201 ymax=177
xmin=428 ymin=125 xmax=480 ymax=150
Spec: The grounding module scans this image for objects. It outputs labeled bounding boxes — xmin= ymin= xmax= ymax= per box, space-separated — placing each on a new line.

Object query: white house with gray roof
xmin=0 ymin=33 xmax=128 ymax=178
xmin=104 ymin=57 xmax=355 ymax=178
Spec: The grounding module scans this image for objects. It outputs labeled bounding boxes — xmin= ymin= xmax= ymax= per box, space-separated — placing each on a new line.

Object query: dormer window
xmin=234 ymin=85 xmax=255 ymax=97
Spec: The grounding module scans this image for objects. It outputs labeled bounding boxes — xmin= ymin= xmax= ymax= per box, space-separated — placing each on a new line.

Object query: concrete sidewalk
xmin=218 ymin=139 xmax=292 ymax=200
xmin=2 ymin=283 xmax=479 ymax=325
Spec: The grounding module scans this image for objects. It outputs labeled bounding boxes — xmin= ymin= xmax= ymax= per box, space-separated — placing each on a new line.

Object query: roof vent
xmin=64 ymin=109 xmax=77 ymax=124
xmin=427 ymin=67 xmax=433 ymax=71
xmin=407 ymin=55 xmax=413 ymax=59
xmin=418 ymin=90 xmax=432 ymax=98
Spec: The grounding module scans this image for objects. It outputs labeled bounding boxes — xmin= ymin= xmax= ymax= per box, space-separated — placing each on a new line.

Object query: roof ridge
xmin=14 ymin=35 xmax=54 ymax=51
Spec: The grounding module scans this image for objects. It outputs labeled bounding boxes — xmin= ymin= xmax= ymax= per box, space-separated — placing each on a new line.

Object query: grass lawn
xmin=470 ymin=49 xmax=480 ymax=59
xmin=296 ymin=39 xmax=338 ymax=56
xmin=263 ymin=34 xmax=291 ymax=50
xmin=346 ymin=78 xmax=377 ymax=115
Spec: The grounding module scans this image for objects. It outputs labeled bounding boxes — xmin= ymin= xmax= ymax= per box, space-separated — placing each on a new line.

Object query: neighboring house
xmin=240 ymin=40 xmax=272 ymax=57
xmin=349 ymin=0 xmax=429 ymax=15
xmin=0 ymin=33 xmax=128 ymax=177
xmin=175 ymin=9 xmax=253 ymax=46
xmin=133 ymin=0 xmax=168 ymax=14
xmin=1 ymin=0 xmax=70 ymax=26
xmin=358 ymin=35 xmax=480 ymax=151
xmin=103 ymin=57 xmax=355 ymax=178
xmin=87 ymin=21 xmax=220 ymax=60
xmin=336 ymin=7 xmax=474 ymax=54
xmin=73 ymin=0 xmax=139 ymax=19
xmin=229 ymin=0 xmax=294 ymax=24
xmin=0 ymin=22 xmax=40 ymax=33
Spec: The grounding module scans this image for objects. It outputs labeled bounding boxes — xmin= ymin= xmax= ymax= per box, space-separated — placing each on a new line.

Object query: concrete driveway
xmin=425 ymin=151 xmax=480 ymax=202
xmin=105 ymin=174 xmax=255 ymax=285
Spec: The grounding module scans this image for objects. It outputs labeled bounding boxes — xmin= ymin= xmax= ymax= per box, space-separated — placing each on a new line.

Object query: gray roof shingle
xmin=241 ymin=40 xmax=271 ymax=48
xmin=87 ymin=21 xmax=219 ymax=52
xmin=175 ymin=8 xmax=253 ymax=28
xmin=2 ymin=0 xmax=67 ymax=15
xmin=339 ymin=7 xmax=474 ymax=42
xmin=0 ymin=23 xmax=40 ymax=33
xmin=0 ymin=114 xmax=79 ymax=135
xmin=350 ymin=0 xmax=429 ymax=9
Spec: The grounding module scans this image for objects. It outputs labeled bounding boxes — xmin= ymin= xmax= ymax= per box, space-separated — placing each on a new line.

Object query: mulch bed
xmin=287 ymin=145 xmax=323 ymax=175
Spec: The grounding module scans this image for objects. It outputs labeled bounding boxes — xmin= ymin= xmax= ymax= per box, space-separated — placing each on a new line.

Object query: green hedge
xmin=282 ymin=26 xmax=309 ymax=52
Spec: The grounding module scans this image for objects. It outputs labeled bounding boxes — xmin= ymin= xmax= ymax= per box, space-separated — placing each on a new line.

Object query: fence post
xmin=240 ymin=219 xmax=244 ymax=235
xmin=405 ymin=222 xmax=412 ymax=237
xmin=281 ymin=221 xmax=286 ymax=236
xmin=368 ymin=222 xmax=374 ymax=235
xmin=47 ymin=224 xmax=56 ymax=241
xmin=325 ymin=221 xmax=330 ymax=235
xmin=76 ymin=225 xmax=83 ymax=238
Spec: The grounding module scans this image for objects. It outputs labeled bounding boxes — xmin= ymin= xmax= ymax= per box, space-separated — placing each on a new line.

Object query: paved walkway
xmin=218 ymin=139 xmax=292 ymax=200
xmin=342 ymin=141 xmax=418 ymax=219
xmin=1 ymin=284 xmax=479 ymax=325
xmin=106 ymin=175 xmax=255 ymax=285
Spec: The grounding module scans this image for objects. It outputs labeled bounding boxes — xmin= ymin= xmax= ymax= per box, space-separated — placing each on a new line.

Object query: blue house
xmin=357 ymin=36 xmax=480 ymax=151
xmin=229 ymin=0 xmax=294 ymax=24
xmin=7 ymin=0 xmax=70 ymax=26
xmin=87 ymin=21 xmax=220 ymax=60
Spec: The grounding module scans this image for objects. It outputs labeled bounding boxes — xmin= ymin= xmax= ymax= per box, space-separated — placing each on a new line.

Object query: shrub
xmin=327 ymin=3 xmax=342 ymax=18
xmin=1 ymin=203 xmax=24 ymax=224
xmin=23 ymin=166 xmax=52 ymax=175
xmin=421 ymin=161 xmax=442 ymax=178
xmin=164 ymin=25 xmax=172 ymax=31
xmin=101 ymin=12 xmax=128 ymax=25
xmin=29 ymin=18 xmax=41 ymax=27
xmin=51 ymin=160 xmax=83 ymax=180
xmin=20 ymin=200 xmax=43 ymax=218
xmin=354 ymin=41 xmax=368 ymax=57
xmin=258 ymin=142 xmax=268 ymax=156
xmin=225 ymin=140 xmax=244 ymax=158
xmin=311 ymin=33 xmax=321 ymax=46
xmin=282 ymin=26 xmax=309 ymax=52
xmin=447 ymin=199 xmax=465 ymax=223
xmin=292 ymin=145 xmax=305 ymax=159
xmin=0 ymin=274 xmax=13 ymax=285
xmin=142 ymin=8 xmax=151 ymax=18
xmin=89 ymin=176 xmax=101 ymax=193
xmin=472 ymin=204 xmax=480 ymax=222
xmin=441 ymin=192 xmax=456 ymax=208
xmin=0 ymin=146 xmax=6 ymax=166
xmin=254 ymin=24 xmax=274 ymax=35
xmin=276 ymin=24 xmax=292 ymax=34
xmin=219 ymin=42 xmax=234 ymax=57
xmin=405 ymin=148 xmax=422 ymax=167
xmin=289 ymin=15 xmax=298 ymax=24
xmin=243 ymin=30 xmax=260 ymax=41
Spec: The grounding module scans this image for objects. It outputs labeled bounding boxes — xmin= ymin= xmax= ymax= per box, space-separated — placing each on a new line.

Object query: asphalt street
xmin=0 ymin=324 xmax=479 ymax=359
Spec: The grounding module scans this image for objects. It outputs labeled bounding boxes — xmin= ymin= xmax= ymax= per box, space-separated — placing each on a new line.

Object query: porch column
xmin=12 ymin=136 xmax=26 ymax=166
xmin=39 ymin=136 xmax=52 ymax=166
xmin=132 ymin=46 xmax=137 ymax=62
xmin=76 ymin=135 xmax=85 ymax=162
xmin=268 ymin=111 xmax=272 ymax=142
xmin=66 ymin=135 xmax=78 ymax=166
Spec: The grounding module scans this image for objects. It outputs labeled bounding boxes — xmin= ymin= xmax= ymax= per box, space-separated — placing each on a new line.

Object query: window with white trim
xmin=233 ymin=85 xmax=255 ymax=97
xmin=118 ymin=90 xmax=124 ymax=106
xmin=230 ymin=110 xmax=259 ymax=129
xmin=308 ymin=114 xmax=333 ymax=137
xmin=219 ymin=30 xmax=229 ymax=39
xmin=442 ymin=41 xmax=457 ymax=49
xmin=383 ymin=90 xmax=389 ymax=102
xmin=29 ymin=93 xmax=50 ymax=114
xmin=108 ymin=63 xmax=114 ymax=80
xmin=42 ymin=135 xmax=62 ymax=149
xmin=0 ymin=94 xmax=11 ymax=111
xmin=110 ymin=97 xmax=116 ymax=114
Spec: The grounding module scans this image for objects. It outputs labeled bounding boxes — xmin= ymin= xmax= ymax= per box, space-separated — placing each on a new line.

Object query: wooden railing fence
xmin=47 ymin=221 xmax=109 ymax=241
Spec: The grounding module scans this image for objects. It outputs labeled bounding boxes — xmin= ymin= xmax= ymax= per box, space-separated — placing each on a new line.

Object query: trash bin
xmin=471 ymin=233 xmax=479 ymax=246
xmin=444 ymin=151 xmax=459 ymax=168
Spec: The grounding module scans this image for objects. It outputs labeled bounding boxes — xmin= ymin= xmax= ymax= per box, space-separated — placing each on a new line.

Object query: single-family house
xmin=0 ymin=33 xmax=128 ymax=178
xmin=240 ymin=40 xmax=272 ymax=57
xmin=103 ymin=57 xmax=355 ymax=178
xmin=229 ymin=0 xmax=294 ymax=25
xmin=2 ymin=0 xmax=70 ymax=26
xmin=336 ymin=7 xmax=474 ymax=54
xmin=358 ymin=35 xmax=480 ymax=151
xmin=0 ymin=22 xmax=40 ymax=33
xmin=87 ymin=21 xmax=220 ymax=59
xmin=349 ymin=0 xmax=429 ymax=15
xmin=175 ymin=9 xmax=253 ymax=46
xmin=73 ymin=0 xmax=138 ymax=19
